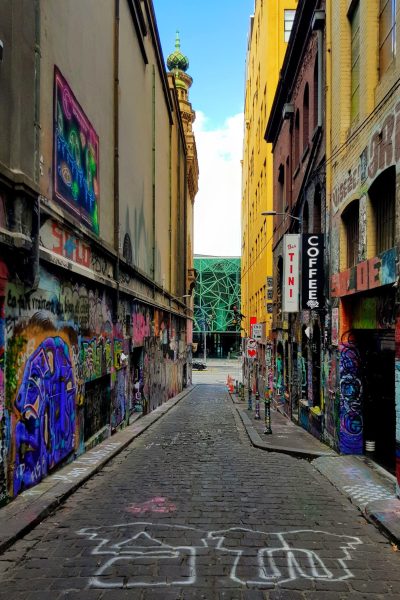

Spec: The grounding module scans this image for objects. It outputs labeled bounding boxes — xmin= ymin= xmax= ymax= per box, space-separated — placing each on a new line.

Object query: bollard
xmin=254 ymin=391 xmax=261 ymax=420
xmin=264 ymin=395 xmax=272 ymax=434
xmin=247 ymin=387 xmax=252 ymax=410
xmin=235 ymin=380 xmax=239 ymax=394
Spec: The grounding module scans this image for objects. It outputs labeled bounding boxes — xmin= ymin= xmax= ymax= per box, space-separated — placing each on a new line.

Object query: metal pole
xmin=264 ymin=392 xmax=272 ymax=434
xmin=255 ymin=391 xmax=261 ymax=419
xmin=203 ymin=327 xmax=206 ymax=363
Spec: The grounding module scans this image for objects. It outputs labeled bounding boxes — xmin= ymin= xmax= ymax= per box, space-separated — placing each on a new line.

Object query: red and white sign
xmin=246 ymin=337 xmax=257 ymax=359
xmin=283 ymin=234 xmax=300 ymax=312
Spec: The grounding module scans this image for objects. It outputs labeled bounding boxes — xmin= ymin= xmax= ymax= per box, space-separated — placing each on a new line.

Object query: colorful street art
xmin=0 ymin=296 xmax=6 ymax=504
xmin=396 ymin=317 xmax=400 ymax=494
xmin=1 ymin=260 xmax=188 ymax=501
xmin=339 ymin=332 xmax=363 ymax=455
xmin=132 ymin=304 xmax=151 ymax=347
xmin=331 ymin=248 xmax=396 ymax=298
xmin=81 ymin=336 xmax=112 ymax=382
xmin=84 ymin=377 xmax=111 ymax=442
xmin=54 ymin=68 xmax=99 ymax=234
xmin=6 ymin=315 xmax=77 ymax=496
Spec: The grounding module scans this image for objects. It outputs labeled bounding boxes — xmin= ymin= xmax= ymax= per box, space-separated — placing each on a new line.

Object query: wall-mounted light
xmin=261 ymin=211 xmax=302 ymax=223
xmin=0 ymin=40 xmax=3 ymax=62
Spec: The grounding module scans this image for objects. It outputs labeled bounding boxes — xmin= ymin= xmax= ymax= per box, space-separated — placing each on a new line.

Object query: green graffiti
xmin=5 ymin=335 xmax=26 ymax=409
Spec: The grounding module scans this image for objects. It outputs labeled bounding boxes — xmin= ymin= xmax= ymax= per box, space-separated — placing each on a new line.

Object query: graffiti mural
xmin=396 ymin=316 xmax=400 ymax=494
xmin=132 ymin=304 xmax=152 ymax=348
xmin=0 ymin=295 xmax=6 ymax=504
xmin=54 ymin=67 xmax=99 ymax=234
xmin=339 ymin=332 xmax=363 ymax=454
xmin=81 ymin=336 xmax=112 ymax=382
xmin=84 ymin=377 xmax=111 ymax=442
xmin=6 ymin=314 xmax=77 ymax=496
xmin=112 ymin=368 xmax=127 ymax=430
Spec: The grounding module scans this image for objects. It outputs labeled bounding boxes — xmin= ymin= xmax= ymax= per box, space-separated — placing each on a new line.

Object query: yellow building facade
xmin=327 ymin=0 xmax=400 ymax=478
xmin=241 ymin=0 xmax=297 ymax=341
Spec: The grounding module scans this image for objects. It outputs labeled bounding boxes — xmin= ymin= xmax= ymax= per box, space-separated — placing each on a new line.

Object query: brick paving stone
xmin=269 ymin=590 xmax=304 ymax=600
xmin=0 ymin=385 xmax=399 ymax=598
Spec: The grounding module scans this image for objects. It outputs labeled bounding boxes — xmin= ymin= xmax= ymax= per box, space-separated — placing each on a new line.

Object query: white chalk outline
xmin=209 ymin=527 xmax=362 ymax=586
xmin=77 ymin=523 xmax=362 ymax=589
xmin=78 ymin=522 xmax=207 ymax=588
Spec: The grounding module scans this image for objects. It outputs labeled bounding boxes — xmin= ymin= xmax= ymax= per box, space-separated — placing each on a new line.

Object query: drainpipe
xmin=33 ymin=0 xmax=41 ymax=185
xmin=114 ymin=0 xmax=120 ymax=316
xmin=317 ymin=29 xmax=323 ymax=128
xmin=152 ymin=65 xmax=156 ymax=285
xmin=169 ymin=123 xmax=172 ymax=293
xmin=312 ymin=9 xmax=325 ymax=128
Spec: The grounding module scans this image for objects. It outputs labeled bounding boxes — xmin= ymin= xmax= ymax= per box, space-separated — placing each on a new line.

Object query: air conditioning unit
xmin=282 ymin=103 xmax=294 ymax=120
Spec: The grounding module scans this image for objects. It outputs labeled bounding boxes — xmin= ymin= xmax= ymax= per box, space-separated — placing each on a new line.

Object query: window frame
xmin=284 ymin=9 xmax=296 ymax=43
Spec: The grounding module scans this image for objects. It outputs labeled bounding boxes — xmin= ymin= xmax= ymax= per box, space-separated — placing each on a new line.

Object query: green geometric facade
xmin=194 ymin=256 xmax=241 ymax=333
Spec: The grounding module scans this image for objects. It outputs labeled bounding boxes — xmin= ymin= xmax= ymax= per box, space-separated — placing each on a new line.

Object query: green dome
xmin=167 ymin=31 xmax=189 ymax=72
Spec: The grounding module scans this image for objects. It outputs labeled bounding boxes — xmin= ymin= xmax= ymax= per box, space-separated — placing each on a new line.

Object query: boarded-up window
xmin=370 ymin=166 xmax=396 ymax=253
xmin=350 ymin=3 xmax=360 ymax=122
xmin=342 ymin=200 xmax=359 ymax=268
xmin=379 ymin=0 xmax=396 ymax=75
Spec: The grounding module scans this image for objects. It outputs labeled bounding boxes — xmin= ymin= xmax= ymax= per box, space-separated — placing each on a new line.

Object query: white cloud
xmin=193 ymin=111 xmax=243 ymax=256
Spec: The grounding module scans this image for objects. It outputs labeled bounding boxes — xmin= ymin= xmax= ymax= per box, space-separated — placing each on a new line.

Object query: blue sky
xmin=153 ymin=0 xmax=254 ymax=130
xmin=153 ymin=0 xmax=254 ymax=256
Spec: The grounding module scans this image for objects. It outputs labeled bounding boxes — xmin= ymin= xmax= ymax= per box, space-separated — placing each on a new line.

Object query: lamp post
xmin=261 ymin=211 xmax=302 ymax=228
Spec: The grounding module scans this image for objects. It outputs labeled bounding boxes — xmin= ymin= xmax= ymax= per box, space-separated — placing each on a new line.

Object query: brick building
xmin=265 ymin=0 xmax=326 ymax=433
xmin=328 ymin=0 xmax=400 ymax=487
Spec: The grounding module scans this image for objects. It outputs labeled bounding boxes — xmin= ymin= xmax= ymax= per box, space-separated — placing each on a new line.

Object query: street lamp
xmin=261 ymin=211 xmax=302 ymax=224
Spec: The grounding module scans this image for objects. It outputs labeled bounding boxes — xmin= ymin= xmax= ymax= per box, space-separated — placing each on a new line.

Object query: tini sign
xmin=282 ymin=234 xmax=300 ymax=312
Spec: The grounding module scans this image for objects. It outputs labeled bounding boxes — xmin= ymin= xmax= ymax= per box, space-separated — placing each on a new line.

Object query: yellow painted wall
xmin=329 ymin=0 xmax=400 ymax=274
xmin=241 ymin=0 xmax=297 ymax=339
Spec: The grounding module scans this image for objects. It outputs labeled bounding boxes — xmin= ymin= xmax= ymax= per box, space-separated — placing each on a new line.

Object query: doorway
xmin=358 ymin=330 xmax=396 ymax=474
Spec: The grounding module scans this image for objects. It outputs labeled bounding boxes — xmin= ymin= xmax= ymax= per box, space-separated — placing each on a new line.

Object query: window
xmin=278 ymin=164 xmax=285 ymax=213
xmin=342 ymin=200 xmax=359 ymax=268
xmin=350 ymin=3 xmax=360 ymax=121
xmin=294 ymin=109 xmax=300 ymax=166
xmin=313 ymin=185 xmax=322 ymax=233
xmin=370 ymin=166 xmax=395 ymax=253
xmin=303 ymin=84 xmax=310 ymax=150
xmin=379 ymin=0 xmax=396 ymax=75
xmin=313 ymin=59 xmax=319 ymax=129
xmin=285 ymin=156 xmax=290 ymax=208
xmin=303 ymin=201 xmax=309 ymax=234
xmin=284 ymin=10 xmax=296 ymax=42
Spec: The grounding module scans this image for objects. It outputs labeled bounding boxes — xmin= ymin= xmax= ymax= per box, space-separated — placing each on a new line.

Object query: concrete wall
xmin=0 ymin=0 xmax=37 ymax=181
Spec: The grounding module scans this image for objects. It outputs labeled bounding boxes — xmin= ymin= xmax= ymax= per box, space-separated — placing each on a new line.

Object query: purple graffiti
xmin=339 ymin=332 xmax=363 ymax=454
xmin=13 ymin=336 xmax=76 ymax=495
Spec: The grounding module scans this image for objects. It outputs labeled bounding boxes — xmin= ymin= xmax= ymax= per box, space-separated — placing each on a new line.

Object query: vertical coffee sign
xmin=282 ymin=234 xmax=300 ymax=312
xmin=302 ymin=234 xmax=324 ymax=309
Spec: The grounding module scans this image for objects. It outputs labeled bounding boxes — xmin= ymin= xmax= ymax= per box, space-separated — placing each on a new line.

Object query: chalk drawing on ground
xmin=126 ymin=497 xmax=177 ymax=514
xmin=208 ymin=527 xmax=362 ymax=586
xmin=78 ymin=522 xmax=204 ymax=588
xmin=77 ymin=523 xmax=362 ymax=589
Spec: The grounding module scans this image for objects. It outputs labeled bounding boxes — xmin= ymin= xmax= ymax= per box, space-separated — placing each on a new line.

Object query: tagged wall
xmin=0 ymin=264 xmax=188 ymax=501
xmin=6 ymin=315 xmax=77 ymax=497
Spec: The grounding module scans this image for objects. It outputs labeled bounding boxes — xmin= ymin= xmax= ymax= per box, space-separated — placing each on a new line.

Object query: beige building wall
xmin=39 ymin=0 xmax=115 ymax=247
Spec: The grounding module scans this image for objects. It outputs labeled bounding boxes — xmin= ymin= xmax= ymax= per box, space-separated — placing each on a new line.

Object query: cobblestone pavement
xmin=0 ymin=385 xmax=399 ymax=600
